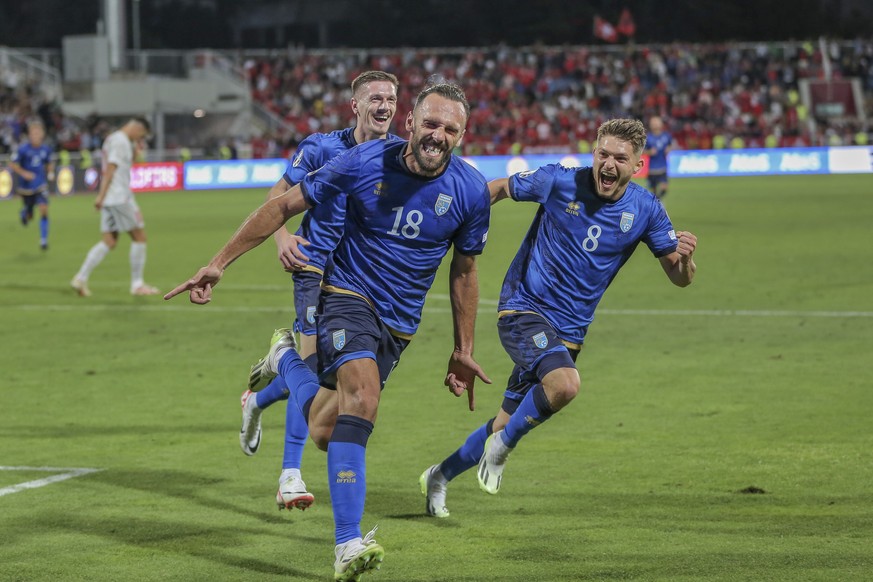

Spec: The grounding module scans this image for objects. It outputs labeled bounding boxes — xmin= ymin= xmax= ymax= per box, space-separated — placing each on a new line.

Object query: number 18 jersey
xmin=301 ymin=139 xmax=490 ymax=337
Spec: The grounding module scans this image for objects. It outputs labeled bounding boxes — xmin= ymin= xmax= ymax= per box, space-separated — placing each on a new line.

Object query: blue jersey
xmin=283 ymin=127 xmax=402 ymax=272
xmin=500 ymin=164 xmax=678 ymax=344
xmin=12 ymin=142 xmax=52 ymax=192
xmin=645 ymin=131 xmax=672 ymax=173
xmin=301 ymin=139 xmax=491 ymax=336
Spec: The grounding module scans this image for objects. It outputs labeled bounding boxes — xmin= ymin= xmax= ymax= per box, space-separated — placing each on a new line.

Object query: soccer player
xmin=70 ymin=117 xmax=159 ymax=297
xmin=10 ymin=120 xmax=54 ymax=250
xmin=419 ymin=118 xmax=698 ymax=518
xmin=645 ymin=115 xmax=673 ymax=199
xmin=165 ymin=83 xmax=492 ymax=581
xmin=239 ymin=71 xmax=401 ymax=514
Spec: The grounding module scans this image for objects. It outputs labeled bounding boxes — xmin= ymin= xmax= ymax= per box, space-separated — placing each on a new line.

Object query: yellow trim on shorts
xmin=497 ymin=309 xmax=581 ymax=351
xmin=322 ymin=285 xmax=414 ymax=341
xmin=286 ymin=265 xmax=324 ymax=276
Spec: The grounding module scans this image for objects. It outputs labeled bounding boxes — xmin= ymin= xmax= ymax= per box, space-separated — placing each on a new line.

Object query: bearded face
xmin=404 ymin=94 xmax=467 ymax=177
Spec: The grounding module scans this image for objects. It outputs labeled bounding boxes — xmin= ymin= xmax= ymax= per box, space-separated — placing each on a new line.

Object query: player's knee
xmin=344 ymin=389 xmax=380 ymax=419
xmin=545 ymin=370 xmax=580 ymax=407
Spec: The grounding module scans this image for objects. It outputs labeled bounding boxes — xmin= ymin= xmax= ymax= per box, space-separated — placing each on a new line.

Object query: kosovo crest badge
xmin=532 ymin=331 xmax=548 ymax=349
xmin=620 ymin=212 xmax=635 ymax=233
xmin=306 ymin=306 xmax=316 ymax=324
xmin=435 ymin=193 xmax=453 ymax=216
xmin=332 ymin=329 xmax=346 ymax=350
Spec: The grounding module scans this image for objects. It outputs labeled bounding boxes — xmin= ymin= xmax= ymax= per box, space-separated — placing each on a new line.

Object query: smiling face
xmin=351 ymin=80 xmax=398 ymax=142
xmin=592 ymin=134 xmax=643 ymax=201
xmin=404 ymin=93 xmax=467 ymax=177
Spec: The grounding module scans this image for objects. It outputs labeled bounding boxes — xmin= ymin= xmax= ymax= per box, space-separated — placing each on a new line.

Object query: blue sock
xmin=328 ymin=415 xmax=373 ymax=544
xmin=282 ymin=394 xmax=309 ymax=470
xmin=439 ymin=419 xmax=493 ymax=482
xmin=501 ymin=385 xmax=554 ymax=448
xmin=278 ymin=349 xmax=320 ymax=417
xmin=39 ymin=216 xmax=48 ymax=242
xmin=255 ymin=376 xmax=289 ymax=409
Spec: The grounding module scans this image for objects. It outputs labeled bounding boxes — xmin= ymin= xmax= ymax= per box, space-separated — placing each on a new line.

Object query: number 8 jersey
xmin=301 ymin=139 xmax=490 ymax=337
xmin=499 ymin=164 xmax=678 ymax=345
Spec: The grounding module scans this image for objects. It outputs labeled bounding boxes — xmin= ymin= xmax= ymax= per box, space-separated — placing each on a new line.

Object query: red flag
xmin=593 ymin=16 xmax=618 ymax=43
xmin=617 ymin=8 xmax=636 ymax=37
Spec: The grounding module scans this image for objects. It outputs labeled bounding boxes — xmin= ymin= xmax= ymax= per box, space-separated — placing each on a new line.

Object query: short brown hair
xmin=131 ymin=116 xmax=152 ymax=134
xmin=596 ymin=118 xmax=647 ymax=156
xmin=351 ymin=70 xmax=399 ymax=95
xmin=414 ymin=82 xmax=470 ymax=120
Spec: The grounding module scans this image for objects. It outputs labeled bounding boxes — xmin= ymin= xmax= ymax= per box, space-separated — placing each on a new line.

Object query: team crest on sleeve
xmin=532 ymin=331 xmax=548 ymax=349
xmin=292 ymin=149 xmax=304 ymax=167
xmin=668 ymin=229 xmax=677 ymax=241
xmin=620 ymin=212 xmax=635 ymax=233
xmin=435 ymin=193 xmax=453 ymax=216
xmin=332 ymin=329 xmax=346 ymax=350
xmin=306 ymin=306 xmax=316 ymax=324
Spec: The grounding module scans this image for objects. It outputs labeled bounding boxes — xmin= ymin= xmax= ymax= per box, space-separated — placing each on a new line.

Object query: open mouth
xmin=422 ymin=143 xmax=444 ymax=158
xmin=599 ymin=172 xmax=617 ymax=190
xmin=372 ymin=114 xmax=390 ymax=123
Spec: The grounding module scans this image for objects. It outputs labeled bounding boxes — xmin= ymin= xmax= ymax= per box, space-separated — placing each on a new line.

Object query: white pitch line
xmin=3 ymin=303 xmax=872 ymax=318
xmin=0 ymin=466 xmax=103 ymax=498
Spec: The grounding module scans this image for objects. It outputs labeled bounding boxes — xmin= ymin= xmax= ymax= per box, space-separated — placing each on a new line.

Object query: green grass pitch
xmin=1 ymin=174 xmax=872 ymax=581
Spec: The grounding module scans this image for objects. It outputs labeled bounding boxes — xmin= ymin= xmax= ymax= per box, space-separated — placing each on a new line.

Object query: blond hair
xmin=596 ymin=118 xmax=647 ymax=156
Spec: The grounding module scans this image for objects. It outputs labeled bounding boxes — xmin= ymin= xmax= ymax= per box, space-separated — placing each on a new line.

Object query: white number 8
xmin=582 ymin=225 xmax=601 ymax=252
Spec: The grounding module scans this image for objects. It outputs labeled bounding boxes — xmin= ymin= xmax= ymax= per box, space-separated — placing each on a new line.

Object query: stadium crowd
xmin=244 ymin=40 xmax=873 ymax=155
xmin=3 ymin=41 xmax=872 ymax=158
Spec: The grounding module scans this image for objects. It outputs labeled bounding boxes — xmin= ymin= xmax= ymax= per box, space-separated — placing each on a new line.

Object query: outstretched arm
xmin=444 ymin=250 xmax=492 ymax=411
xmin=659 ymin=230 xmax=698 ymax=287
xmin=488 ymin=178 xmax=511 ymax=206
xmin=164 ymin=185 xmax=311 ymax=303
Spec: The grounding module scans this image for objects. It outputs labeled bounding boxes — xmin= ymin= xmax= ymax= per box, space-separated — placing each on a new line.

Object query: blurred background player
xmin=10 ymin=120 xmax=54 ymax=250
xmin=420 ymin=118 xmax=697 ymax=517
xmin=239 ymin=71 xmax=400 ymax=512
xmin=70 ymin=116 xmax=159 ymax=297
xmin=645 ymin=116 xmax=673 ymax=200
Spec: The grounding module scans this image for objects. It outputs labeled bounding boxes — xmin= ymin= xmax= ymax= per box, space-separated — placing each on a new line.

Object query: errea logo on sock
xmin=336 ymin=470 xmax=357 ymax=484
xmin=524 ymin=415 xmax=542 ymax=427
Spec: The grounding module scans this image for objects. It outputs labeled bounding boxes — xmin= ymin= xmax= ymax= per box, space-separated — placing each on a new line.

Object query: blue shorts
xmin=292 ymin=270 xmax=323 ymax=335
xmin=21 ymin=191 xmax=48 ymax=211
xmin=647 ymin=172 xmax=668 ymax=191
xmin=497 ymin=312 xmax=581 ymax=414
xmin=316 ymin=292 xmax=410 ymax=391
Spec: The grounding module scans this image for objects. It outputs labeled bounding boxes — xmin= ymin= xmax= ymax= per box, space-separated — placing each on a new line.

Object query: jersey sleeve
xmin=452 ymin=184 xmax=491 ymax=256
xmin=643 ymin=199 xmax=679 ymax=257
xmin=299 ymin=146 xmax=360 ymax=207
xmin=284 ymin=134 xmax=325 ymax=186
xmin=106 ymin=135 xmax=127 ymax=167
xmin=508 ymin=165 xmax=559 ymax=204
